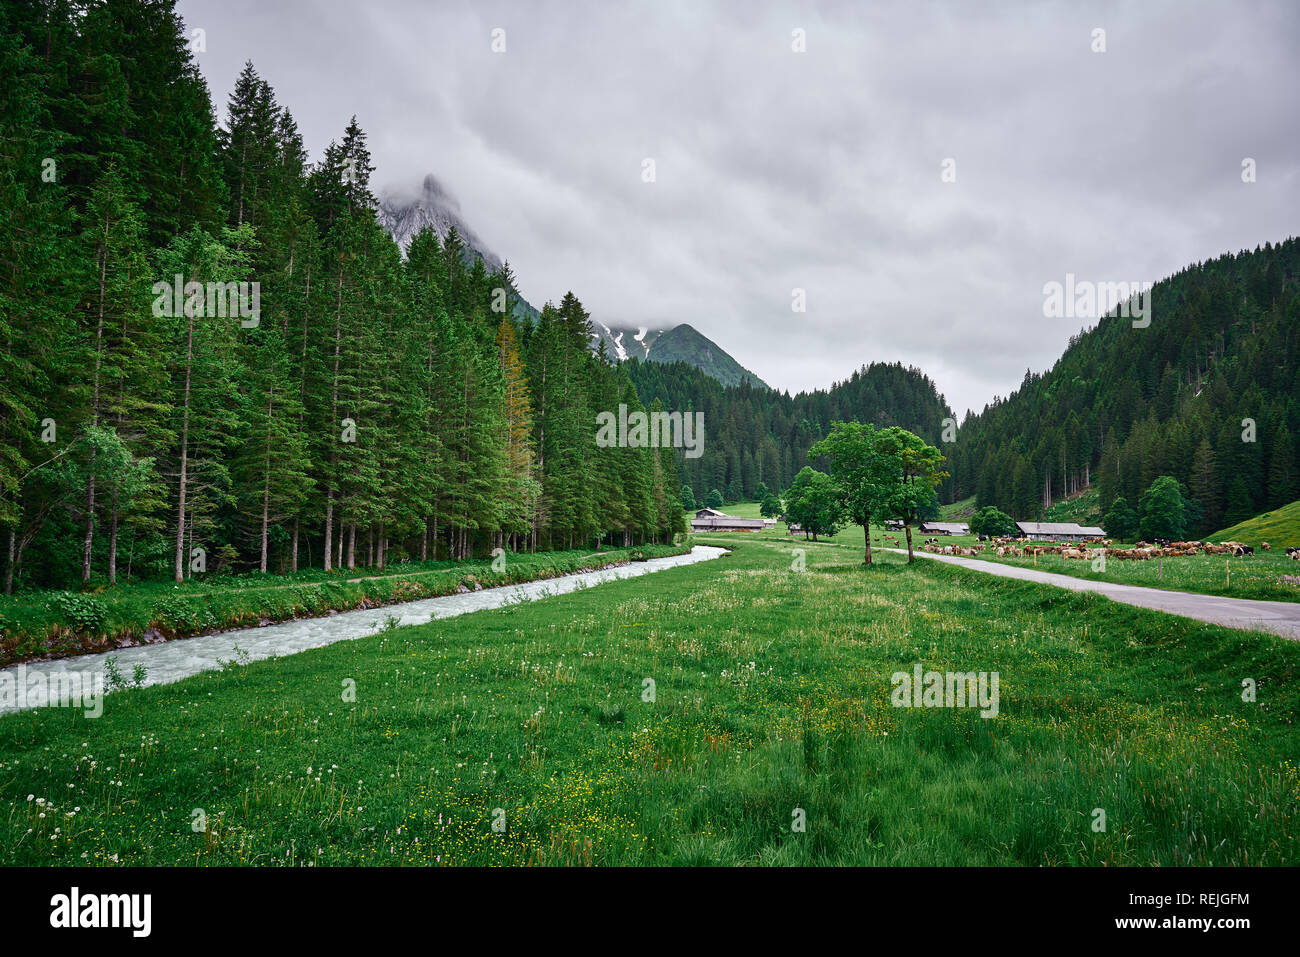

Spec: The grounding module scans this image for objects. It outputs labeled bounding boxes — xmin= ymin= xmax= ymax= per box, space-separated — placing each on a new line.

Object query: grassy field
xmin=977 ymin=546 xmax=1300 ymax=604
xmin=1212 ymin=499 xmax=1300 ymax=550
xmin=704 ymin=504 xmax=1300 ymax=603
xmin=1043 ymin=488 xmax=1103 ymax=526
xmin=939 ymin=495 xmax=977 ymax=520
xmin=0 ymin=545 xmax=689 ymax=667
xmin=1 ymin=535 xmax=1295 ymax=866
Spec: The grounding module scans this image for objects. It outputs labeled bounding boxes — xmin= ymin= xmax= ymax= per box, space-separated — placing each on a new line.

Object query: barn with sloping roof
xmin=1015 ymin=521 xmax=1106 ymax=541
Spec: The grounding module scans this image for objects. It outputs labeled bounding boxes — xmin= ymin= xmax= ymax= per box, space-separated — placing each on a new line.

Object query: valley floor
xmin=1 ymin=537 xmax=1295 ymax=865
xmin=884 ymin=548 xmax=1300 ymax=640
xmin=710 ymin=506 xmax=1300 ymax=604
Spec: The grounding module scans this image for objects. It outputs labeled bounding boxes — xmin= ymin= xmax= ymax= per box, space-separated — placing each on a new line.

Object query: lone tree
xmin=680 ymin=485 xmax=696 ymax=511
xmin=705 ymin=488 xmax=724 ymax=510
xmin=783 ymin=467 xmax=843 ymax=541
xmin=808 ymin=421 xmax=893 ymax=564
xmin=1138 ymin=475 xmax=1190 ymax=541
xmin=759 ymin=493 xmax=783 ymax=519
xmin=877 ymin=426 xmax=948 ymax=563
xmin=970 ymin=505 xmax=1016 ymax=539
xmin=1101 ymin=496 xmax=1138 ymax=541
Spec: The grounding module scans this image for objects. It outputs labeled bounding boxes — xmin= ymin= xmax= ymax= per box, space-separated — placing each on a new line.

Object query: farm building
xmin=691 ymin=511 xmax=766 ymax=532
xmin=1015 ymin=521 xmax=1106 ymax=541
xmin=920 ymin=521 xmax=969 ymax=536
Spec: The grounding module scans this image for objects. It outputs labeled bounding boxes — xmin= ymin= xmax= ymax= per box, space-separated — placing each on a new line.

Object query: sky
xmin=179 ymin=0 xmax=1299 ymax=417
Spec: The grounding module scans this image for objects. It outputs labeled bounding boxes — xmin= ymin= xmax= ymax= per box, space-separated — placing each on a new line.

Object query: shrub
xmin=50 ymin=593 xmax=109 ymax=634
xmin=150 ymin=594 xmax=217 ymax=633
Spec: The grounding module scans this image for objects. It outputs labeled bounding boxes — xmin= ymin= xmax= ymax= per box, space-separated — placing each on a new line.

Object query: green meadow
xmin=710 ymin=501 xmax=1300 ymax=603
xmin=1211 ymin=499 xmax=1300 ymax=551
xmin=1 ymin=536 xmax=1295 ymax=866
xmin=977 ymin=546 xmax=1300 ymax=604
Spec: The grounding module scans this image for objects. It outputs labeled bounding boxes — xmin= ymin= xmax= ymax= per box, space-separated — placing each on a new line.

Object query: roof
xmin=921 ymin=522 xmax=969 ymax=534
xmin=1015 ymin=522 xmax=1106 ymax=536
xmin=695 ymin=507 xmax=725 ymax=517
xmin=691 ymin=516 xmax=765 ymax=529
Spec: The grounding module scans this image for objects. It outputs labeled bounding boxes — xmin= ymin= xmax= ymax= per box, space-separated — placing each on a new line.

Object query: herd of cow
xmin=920 ymin=536 xmax=1300 ymax=561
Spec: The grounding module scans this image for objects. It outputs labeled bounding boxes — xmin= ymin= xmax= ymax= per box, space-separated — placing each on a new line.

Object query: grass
xmin=974 ymin=547 xmax=1300 ymax=603
xmin=0 ymin=544 xmax=689 ymax=667
xmin=1 ymin=535 xmax=1295 ymax=866
xmin=1043 ymin=487 xmax=1103 ymax=525
xmin=701 ymin=513 xmax=1300 ymax=603
xmin=1212 ymin=499 xmax=1300 ymax=550
xmin=939 ymin=495 xmax=976 ymax=520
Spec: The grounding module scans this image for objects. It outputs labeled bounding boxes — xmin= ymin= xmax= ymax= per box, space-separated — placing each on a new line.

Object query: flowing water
xmin=0 ymin=545 xmax=727 ymax=715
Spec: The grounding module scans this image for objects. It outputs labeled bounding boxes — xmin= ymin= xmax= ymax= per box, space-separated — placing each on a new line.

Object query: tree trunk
xmin=862 ymin=517 xmax=872 ymax=565
xmin=107 ymin=504 xmax=119 ymax=585
xmin=4 ymin=525 xmax=15 ymax=595
xmin=905 ymin=520 xmax=914 ymax=563
xmin=323 ymin=495 xmax=334 ymax=572
xmin=174 ymin=310 xmax=195 ymax=584
xmin=291 ymin=518 xmax=300 ymax=573
xmin=81 ymin=472 xmax=95 ymax=584
xmin=83 ymin=218 xmax=109 ymax=585
xmin=259 ymin=480 xmax=270 ymax=573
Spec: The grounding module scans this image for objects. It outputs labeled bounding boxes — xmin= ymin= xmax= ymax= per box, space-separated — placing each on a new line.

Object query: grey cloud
xmin=181 ymin=0 xmax=1300 ymax=415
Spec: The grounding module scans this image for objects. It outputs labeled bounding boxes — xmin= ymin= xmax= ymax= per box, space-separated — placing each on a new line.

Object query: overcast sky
xmin=179 ymin=0 xmax=1298 ymax=416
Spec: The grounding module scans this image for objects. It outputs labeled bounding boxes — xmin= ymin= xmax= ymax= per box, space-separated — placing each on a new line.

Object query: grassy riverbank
xmin=1 ymin=536 xmax=1295 ymax=865
xmin=0 ymin=544 xmax=690 ymax=667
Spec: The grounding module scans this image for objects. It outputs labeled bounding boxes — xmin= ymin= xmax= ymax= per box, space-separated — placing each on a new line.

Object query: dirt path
xmin=884 ymin=549 xmax=1300 ymax=640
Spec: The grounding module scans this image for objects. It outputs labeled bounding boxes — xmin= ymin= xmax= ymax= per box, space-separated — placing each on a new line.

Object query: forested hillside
xmin=945 ymin=239 xmax=1300 ymax=532
xmin=625 ymin=358 xmax=952 ymax=500
xmin=641 ymin=324 xmax=769 ymax=389
xmin=0 ymin=0 xmax=684 ymax=592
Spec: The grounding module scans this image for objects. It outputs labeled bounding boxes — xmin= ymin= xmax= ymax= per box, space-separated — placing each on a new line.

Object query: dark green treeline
xmin=0 ymin=0 xmax=684 ymax=591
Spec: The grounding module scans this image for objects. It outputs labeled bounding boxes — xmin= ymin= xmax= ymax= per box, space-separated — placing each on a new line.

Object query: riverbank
xmin=0 ymin=544 xmax=693 ymax=667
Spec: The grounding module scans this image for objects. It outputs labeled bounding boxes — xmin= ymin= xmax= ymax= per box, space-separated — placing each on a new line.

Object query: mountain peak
xmin=376 ymin=173 xmax=500 ymax=271
xmin=589 ymin=322 xmax=769 ymax=389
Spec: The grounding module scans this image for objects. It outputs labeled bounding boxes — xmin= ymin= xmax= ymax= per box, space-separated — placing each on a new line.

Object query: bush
xmin=149 ymin=594 xmax=217 ymax=633
xmin=50 ymin=593 xmax=109 ymax=634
